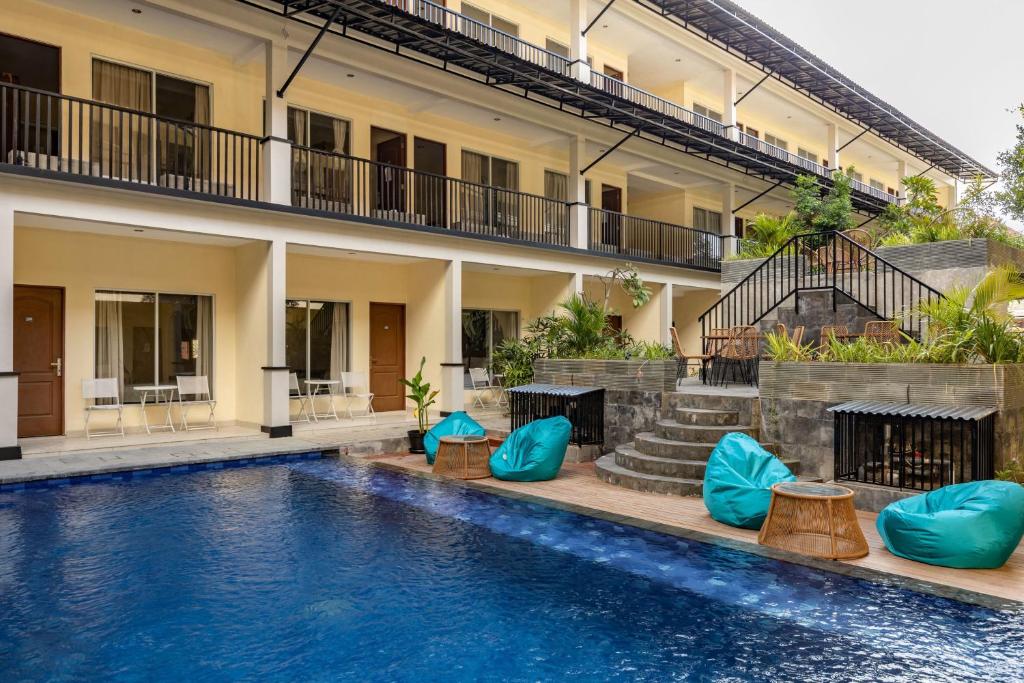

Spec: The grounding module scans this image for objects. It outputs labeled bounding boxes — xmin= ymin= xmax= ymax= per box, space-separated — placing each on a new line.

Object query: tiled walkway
xmin=374 ymin=455 xmax=1024 ymax=607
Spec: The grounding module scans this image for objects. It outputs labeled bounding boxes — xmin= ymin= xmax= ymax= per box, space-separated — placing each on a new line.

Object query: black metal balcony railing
xmin=292 ymin=145 xmax=570 ymax=247
xmin=384 ymin=0 xmax=573 ymax=77
xmin=588 ymin=207 xmax=723 ymax=271
xmin=589 ymin=71 xmax=727 ymax=138
xmin=1 ymin=82 xmax=261 ymax=201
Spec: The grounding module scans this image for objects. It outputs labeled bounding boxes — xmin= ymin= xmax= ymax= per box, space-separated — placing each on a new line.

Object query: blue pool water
xmin=0 ymin=456 xmax=1021 ymax=682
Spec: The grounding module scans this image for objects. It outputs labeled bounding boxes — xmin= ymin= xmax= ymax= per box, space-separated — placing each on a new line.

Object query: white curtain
xmin=95 ymin=297 xmax=125 ymax=402
xmin=329 ymin=303 xmax=347 ymax=381
xmin=91 ymin=59 xmax=152 ymax=181
xmin=196 ymin=296 xmax=213 ymax=389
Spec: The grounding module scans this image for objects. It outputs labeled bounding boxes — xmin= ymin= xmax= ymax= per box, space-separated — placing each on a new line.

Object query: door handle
xmin=51 ymin=358 xmax=62 ymax=377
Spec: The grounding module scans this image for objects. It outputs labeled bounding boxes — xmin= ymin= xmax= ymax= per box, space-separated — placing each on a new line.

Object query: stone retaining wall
xmin=759 ymin=361 xmax=1024 ymax=487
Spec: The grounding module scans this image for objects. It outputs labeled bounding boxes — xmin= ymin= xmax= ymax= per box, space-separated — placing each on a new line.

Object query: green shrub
xmin=763 ymin=330 xmax=816 ymax=362
xmin=996 ymin=458 xmax=1024 ymax=484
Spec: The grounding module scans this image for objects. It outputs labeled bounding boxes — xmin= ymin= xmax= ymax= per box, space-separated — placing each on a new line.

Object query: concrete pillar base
xmin=261 ymin=367 xmax=291 ymax=438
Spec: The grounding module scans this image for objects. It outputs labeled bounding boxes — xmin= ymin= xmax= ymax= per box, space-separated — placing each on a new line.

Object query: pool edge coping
xmin=365 ymin=458 xmax=1024 ymax=612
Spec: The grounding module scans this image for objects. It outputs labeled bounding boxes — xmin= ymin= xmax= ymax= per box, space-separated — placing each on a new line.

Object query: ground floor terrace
xmin=0 ymin=176 xmax=721 ymax=456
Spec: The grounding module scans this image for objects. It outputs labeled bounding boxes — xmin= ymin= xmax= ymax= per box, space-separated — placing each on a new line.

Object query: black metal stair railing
xmin=698 ymin=231 xmax=944 ymax=340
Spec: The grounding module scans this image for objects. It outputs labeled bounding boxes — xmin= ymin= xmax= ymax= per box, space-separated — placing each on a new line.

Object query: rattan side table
xmin=757 ymin=482 xmax=869 ymax=560
xmin=432 ymin=434 xmax=492 ymax=480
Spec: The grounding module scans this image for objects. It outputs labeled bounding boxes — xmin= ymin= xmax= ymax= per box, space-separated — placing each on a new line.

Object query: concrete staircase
xmin=595 ymin=388 xmax=804 ymax=496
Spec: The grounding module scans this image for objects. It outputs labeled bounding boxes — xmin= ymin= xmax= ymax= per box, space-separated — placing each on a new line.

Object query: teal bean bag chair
xmin=424 ymin=411 xmax=486 ymax=465
xmin=876 ymin=481 xmax=1024 ymax=569
xmin=703 ymin=432 xmax=797 ymax=529
xmin=489 ymin=416 xmax=572 ymax=482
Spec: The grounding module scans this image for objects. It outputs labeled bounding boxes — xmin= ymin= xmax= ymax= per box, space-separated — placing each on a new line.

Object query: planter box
xmin=533 ymin=358 xmax=677 ymax=393
xmin=533 ymin=359 xmax=677 ymax=452
xmin=758 ymin=361 xmax=1024 ymax=504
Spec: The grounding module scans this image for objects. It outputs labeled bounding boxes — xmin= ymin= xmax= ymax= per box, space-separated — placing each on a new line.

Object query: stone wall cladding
xmin=759 ymin=361 xmax=1024 ymax=485
xmin=604 ymin=389 xmax=663 ymax=452
xmin=533 ymin=359 xmax=677 ymax=393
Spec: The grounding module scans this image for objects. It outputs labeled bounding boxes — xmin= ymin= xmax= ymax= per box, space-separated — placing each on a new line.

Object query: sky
xmin=734 ymin=0 xmax=1024 ymax=226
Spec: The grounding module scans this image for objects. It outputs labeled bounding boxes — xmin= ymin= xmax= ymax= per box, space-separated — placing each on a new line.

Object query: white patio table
xmin=133 ymin=384 xmax=178 ymax=434
xmin=305 ymin=379 xmax=341 ymax=422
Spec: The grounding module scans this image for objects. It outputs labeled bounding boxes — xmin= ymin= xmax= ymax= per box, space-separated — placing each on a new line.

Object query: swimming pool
xmin=0 ymin=455 xmax=1020 ymax=682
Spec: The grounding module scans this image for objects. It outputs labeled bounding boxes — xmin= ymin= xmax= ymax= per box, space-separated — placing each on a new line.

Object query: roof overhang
xmin=636 ymin=0 xmax=996 ymax=180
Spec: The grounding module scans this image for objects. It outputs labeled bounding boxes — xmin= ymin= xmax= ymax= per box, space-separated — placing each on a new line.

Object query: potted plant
xmin=400 ymin=357 xmax=439 ymax=454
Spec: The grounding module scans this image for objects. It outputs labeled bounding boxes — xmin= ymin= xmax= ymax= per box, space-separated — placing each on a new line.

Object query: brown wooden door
xmin=14 ymin=285 xmax=64 ymax=437
xmin=369 ymin=302 xmax=406 ymax=412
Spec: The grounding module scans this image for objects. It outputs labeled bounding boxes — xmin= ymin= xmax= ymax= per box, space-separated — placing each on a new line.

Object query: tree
xmin=996 ymin=104 xmax=1024 ymax=223
xmin=592 ymin=264 xmax=652 ymax=313
xmin=789 ymin=170 xmax=854 ymax=234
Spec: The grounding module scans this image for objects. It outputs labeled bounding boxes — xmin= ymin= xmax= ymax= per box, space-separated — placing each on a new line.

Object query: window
xmin=545 ymin=38 xmax=568 ymax=57
xmin=693 ymin=103 xmax=723 ymax=123
xmin=870 ymin=179 xmax=885 ymax=191
xmin=738 ymin=123 xmax=759 ymax=138
xmin=693 ymin=207 xmax=722 ymax=232
xmin=288 ymin=106 xmax=351 ymax=206
xmin=285 ymin=300 xmax=349 ymax=386
xmin=764 ymin=133 xmax=788 ymax=151
xmin=461 ymin=3 xmax=518 ymax=47
xmin=544 ymin=170 xmax=567 ymax=202
xmin=462 ymin=309 xmax=518 ymax=383
xmin=797 ymin=148 xmax=818 ymax=164
xmin=849 ymin=170 xmax=864 ymax=183
xmin=91 ymin=58 xmax=210 ymax=182
xmin=462 ymin=151 xmax=519 ymax=230
xmin=95 ymin=291 xmax=213 ymax=404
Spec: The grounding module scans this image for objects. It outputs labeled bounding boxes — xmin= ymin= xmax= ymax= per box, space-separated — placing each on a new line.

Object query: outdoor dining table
xmin=133 ymin=384 xmax=178 ymax=434
xmin=305 ymin=379 xmax=340 ymax=422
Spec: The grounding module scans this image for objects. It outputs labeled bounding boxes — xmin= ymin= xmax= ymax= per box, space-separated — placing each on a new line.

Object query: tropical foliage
xmin=734 ymin=213 xmax=800 ymax=258
xmin=763 ymin=267 xmax=1024 ymax=366
xmin=490 ymin=267 xmax=672 ymax=385
xmin=996 ymin=103 xmax=1024 ymax=224
xmin=399 ymin=357 xmax=439 ymax=434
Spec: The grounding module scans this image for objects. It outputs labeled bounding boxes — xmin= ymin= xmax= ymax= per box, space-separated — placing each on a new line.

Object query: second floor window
xmin=461 ymin=3 xmax=519 ymax=48
xmin=693 ymin=207 xmax=722 ymax=232
xmin=544 ymin=170 xmax=567 ymax=201
xmin=849 ymin=170 xmax=864 ymax=183
xmin=289 ymin=107 xmax=351 ymax=208
xmin=91 ymin=58 xmax=210 ymax=182
xmin=870 ymin=179 xmax=885 ymax=192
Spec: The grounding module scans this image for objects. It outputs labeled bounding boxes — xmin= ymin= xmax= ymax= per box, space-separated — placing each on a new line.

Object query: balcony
xmin=1 ymin=82 xmax=261 ymax=201
xmin=353 ymin=0 xmax=901 ymax=208
xmin=291 ymin=146 xmax=570 ymax=247
xmin=0 ymin=82 xmax=722 ymax=271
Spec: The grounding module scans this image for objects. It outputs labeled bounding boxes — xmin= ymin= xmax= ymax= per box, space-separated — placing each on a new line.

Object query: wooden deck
xmin=373 ymin=454 xmax=1024 ymax=607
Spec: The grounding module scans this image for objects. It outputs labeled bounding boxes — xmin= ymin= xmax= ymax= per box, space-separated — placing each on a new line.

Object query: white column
xmin=0 ymin=203 xmax=17 ymax=459
xmin=263 ymin=37 xmax=292 ymax=205
xmin=262 ymin=239 xmax=290 ymax=437
xmin=897 ymin=159 xmax=910 ymax=201
xmin=947 ymin=180 xmax=959 ymax=210
xmin=571 ymin=272 xmax=584 ymax=297
xmin=568 ymin=135 xmax=589 ymax=249
xmin=659 ymin=282 xmax=674 ymax=346
xmin=722 ymin=68 xmax=737 ymax=141
xmin=721 ymin=181 xmax=736 ymax=258
xmin=570 ymin=0 xmax=590 ymax=83
xmin=826 ymin=123 xmax=840 ymax=171
xmin=440 ymin=259 xmax=464 ymax=415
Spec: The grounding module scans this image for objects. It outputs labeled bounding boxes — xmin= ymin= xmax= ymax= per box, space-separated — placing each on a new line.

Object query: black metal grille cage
xmin=829 ymin=401 xmax=996 ymax=491
xmin=508 ymin=384 xmax=605 ymax=447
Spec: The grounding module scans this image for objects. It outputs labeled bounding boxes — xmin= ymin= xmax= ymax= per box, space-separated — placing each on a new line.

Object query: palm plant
xmin=914 ymin=266 xmax=1024 ymax=363
xmin=399 ymin=357 xmax=439 ymax=434
xmin=735 ymin=212 xmax=800 ymax=258
xmin=558 ymin=293 xmax=606 ymax=356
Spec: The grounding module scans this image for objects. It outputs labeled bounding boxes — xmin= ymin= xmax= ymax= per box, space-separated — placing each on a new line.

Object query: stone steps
xmin=612 ymin=444 xmax=802 ymax=480
xmin=632 ymin=432 xmax=717 ymax=461
xmin=674 ymin=407 xmax=739 ymax=426
xmin=594 ymin=454 xmax=704 ymax=496
xmin=654 ymin=420 xmax=757 ymax=444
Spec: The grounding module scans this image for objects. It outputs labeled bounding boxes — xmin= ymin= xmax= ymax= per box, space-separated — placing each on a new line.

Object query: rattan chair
xmin=863 ymin=320 xmax=900 ymax=345
xmin=819 ymin=324 xmax=849 ymax=349
xmin=713 ymin=326 xmax=760 ymax=387
xmin=790 ymin=325 xmax=805 ymax=346
xmin=671 ymin=326 xmax=711 ymax=381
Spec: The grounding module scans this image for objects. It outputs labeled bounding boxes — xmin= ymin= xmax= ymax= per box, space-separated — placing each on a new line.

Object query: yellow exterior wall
xmin=673 ymin=289 xmax=720 ymax=359
xmin=14 ymin=226 xmax=240 ymax=434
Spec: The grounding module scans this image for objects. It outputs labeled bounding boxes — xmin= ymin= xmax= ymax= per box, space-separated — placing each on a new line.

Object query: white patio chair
xmin=340 ymin=371 xmax=375 ymax=420
xmin=469 ymin=367 xmax=499 ymax=408
xmin=289 ymin=372 xmax=311 ymax=423
xmin=82 ymin=378 xmax=125 ymax=439
xmin=176 ymin=375 xmax=216 ymax=431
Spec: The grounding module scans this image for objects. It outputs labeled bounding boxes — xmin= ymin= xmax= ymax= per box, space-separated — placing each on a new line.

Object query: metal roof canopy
xmin=827 ymin=400 xmax=997 ymax=421
xmin=637 ymin=0 xmax=996 ymax=181
xmin=508 ymin=384 xmax=604 ymax=396
xmin=240 ymin=0 xmax=895 ymax=215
